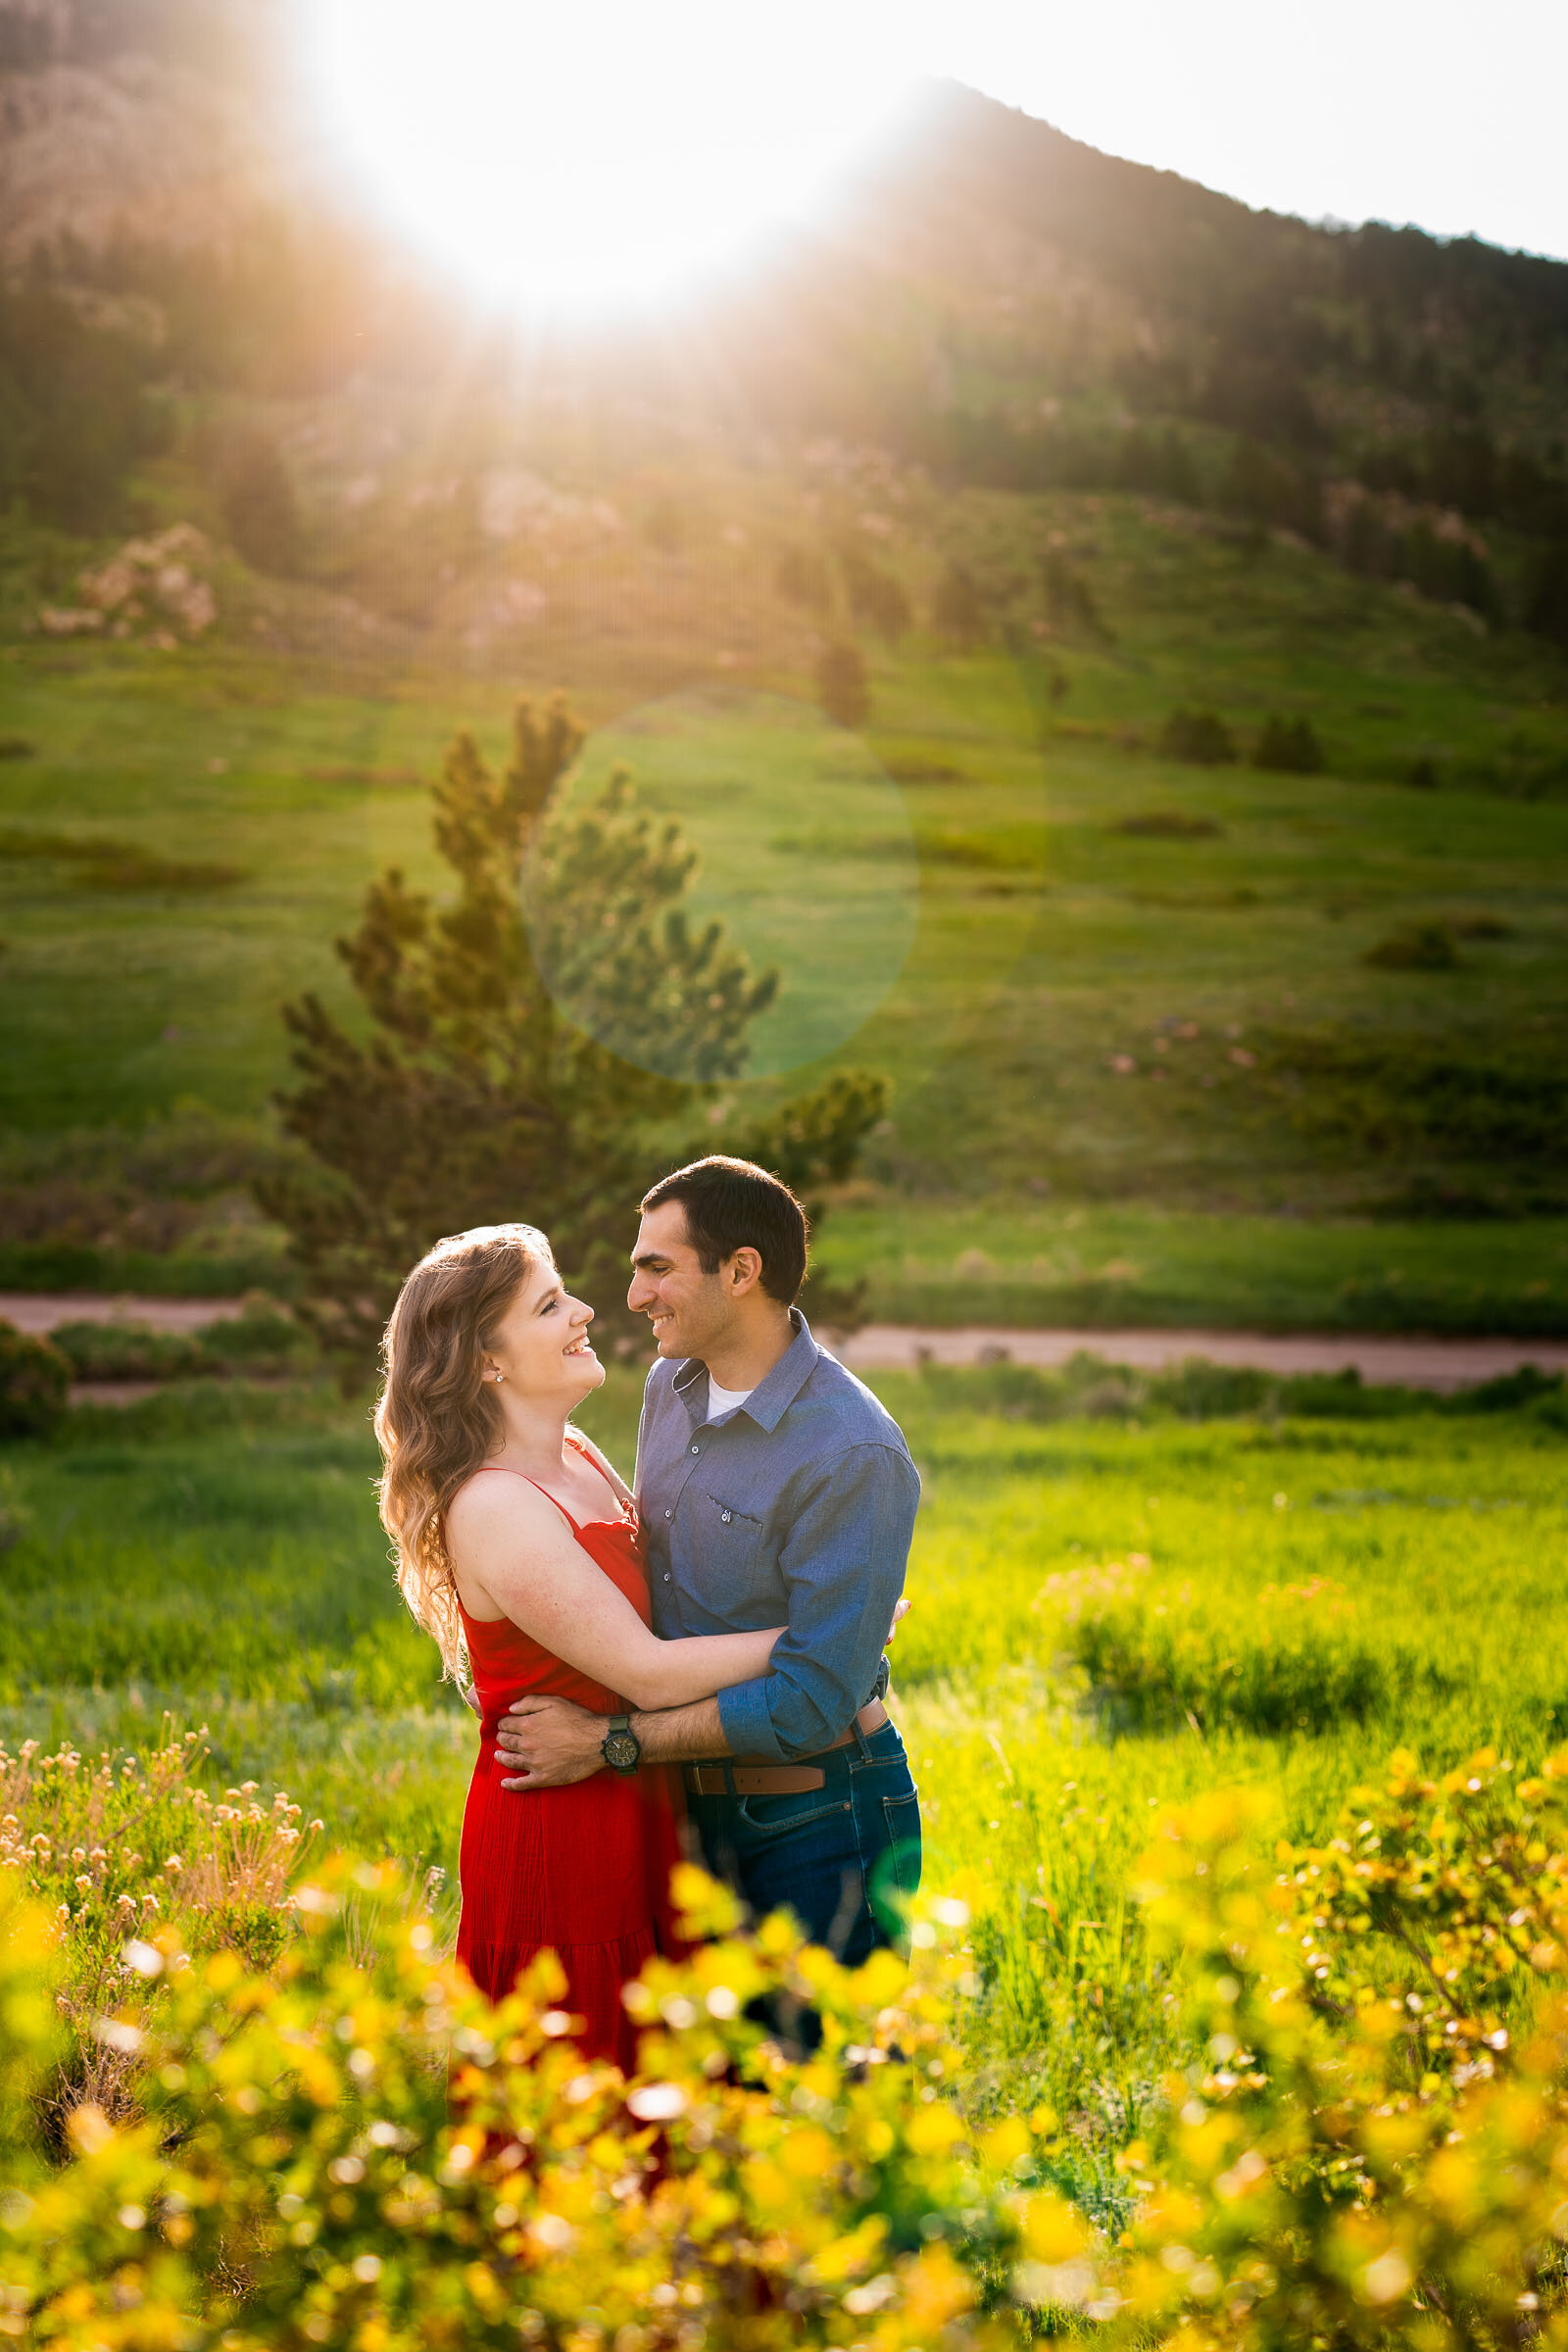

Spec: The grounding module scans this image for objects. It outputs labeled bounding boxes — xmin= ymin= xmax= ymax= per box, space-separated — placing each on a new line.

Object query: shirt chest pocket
xmin=691 ymin=1490 xmax=771 ymax=1607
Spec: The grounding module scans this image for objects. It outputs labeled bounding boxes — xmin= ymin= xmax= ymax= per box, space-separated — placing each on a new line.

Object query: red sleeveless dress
xmin=454 ymin=1437 xmax=686 ymax=2070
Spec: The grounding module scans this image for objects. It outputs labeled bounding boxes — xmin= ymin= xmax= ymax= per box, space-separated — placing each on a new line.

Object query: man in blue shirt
xmin=495 ymin=1155 xmax=921 ymax=1964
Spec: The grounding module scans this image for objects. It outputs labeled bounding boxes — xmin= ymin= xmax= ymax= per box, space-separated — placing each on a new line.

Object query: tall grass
xmin=2 ymin=1368 xmax=1564 ymax=2179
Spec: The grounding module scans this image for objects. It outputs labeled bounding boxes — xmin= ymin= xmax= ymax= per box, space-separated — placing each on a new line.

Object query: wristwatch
xmin=601 ymin=1714 xmax=642 ymax=1776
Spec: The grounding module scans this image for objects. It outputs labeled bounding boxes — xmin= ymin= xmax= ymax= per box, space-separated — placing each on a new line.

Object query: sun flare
xmin=301 ymin=0 xmax=916 ymax=318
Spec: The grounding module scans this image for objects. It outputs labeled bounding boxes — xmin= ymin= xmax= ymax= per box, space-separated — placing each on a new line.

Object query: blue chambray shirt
xmin=633 ymin=1309 xmax=920 ymax=1763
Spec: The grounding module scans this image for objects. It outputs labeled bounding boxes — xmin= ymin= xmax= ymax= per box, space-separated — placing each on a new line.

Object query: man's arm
xmin=494 ymin=1597 xmax=911 ymax=1788
xmin=495 ymin=1693 xmax=729 ymax=1789
xmin=715 ymin=1443 xmax=919 ymax=1763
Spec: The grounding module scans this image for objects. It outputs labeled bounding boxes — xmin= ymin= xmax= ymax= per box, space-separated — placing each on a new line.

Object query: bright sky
xmin=300 ymin=0 xmax=1568 ymax=318
xmin=948 ymin=0 xmax=1568 ymax=266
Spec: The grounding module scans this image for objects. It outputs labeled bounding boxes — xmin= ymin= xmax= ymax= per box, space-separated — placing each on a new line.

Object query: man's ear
xmin=726 ymin=1246 xmax=764 ymax=1298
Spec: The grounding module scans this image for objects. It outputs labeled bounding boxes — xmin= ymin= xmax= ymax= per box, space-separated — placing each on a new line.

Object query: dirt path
xmin=7 ymin=1293 xmax=1568 ymax=1395
xmin=835 ymin=1324 xmax=1568 ymax=1394
xmin=0 ymin=1293 xmax=251 ymax=1337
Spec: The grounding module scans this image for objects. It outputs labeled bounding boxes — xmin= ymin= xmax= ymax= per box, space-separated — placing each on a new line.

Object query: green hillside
xmin=2 ymin=28 xmax=1567 ymax=1327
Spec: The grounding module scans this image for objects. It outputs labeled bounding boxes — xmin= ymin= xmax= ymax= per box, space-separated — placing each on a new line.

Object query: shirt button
xmin=720 ymin=1510 xmax=732 ymax=1524
xmin=664 ymin=1508 xmax=672 ymax=1519
xmin=691 ymin=1444 xmax=700 ymax=1455
xmin=662 ymin=1573 xmax=671 ymax=1583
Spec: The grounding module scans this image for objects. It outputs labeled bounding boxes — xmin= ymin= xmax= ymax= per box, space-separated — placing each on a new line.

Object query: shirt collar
xmin=671 ymin=1309 xmax=821 ymax=1434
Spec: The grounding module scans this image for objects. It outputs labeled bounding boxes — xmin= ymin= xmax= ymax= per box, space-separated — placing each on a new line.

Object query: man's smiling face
xmin=626 ymin=1200 xmax=732 ymax=1361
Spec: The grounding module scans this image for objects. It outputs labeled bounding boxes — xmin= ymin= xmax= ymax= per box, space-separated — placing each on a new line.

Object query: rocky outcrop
xmin=0 ymin=48 xmax=287 ymax=261
xmin=37 ymin=521 xmax=218 ymax=642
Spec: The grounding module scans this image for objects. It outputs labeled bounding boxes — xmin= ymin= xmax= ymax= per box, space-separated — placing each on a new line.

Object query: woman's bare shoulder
xmin=445 ymin=1467 xmax=559 ymax=1548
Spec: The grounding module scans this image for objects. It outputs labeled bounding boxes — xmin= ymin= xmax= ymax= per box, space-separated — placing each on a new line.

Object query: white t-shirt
xmin=705 ymin=1376 xmax=755 ymax=1420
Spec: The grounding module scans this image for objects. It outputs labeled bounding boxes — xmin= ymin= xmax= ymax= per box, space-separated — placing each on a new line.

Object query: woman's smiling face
xmin=480 ymin=1255 xmax=603 ymax=1404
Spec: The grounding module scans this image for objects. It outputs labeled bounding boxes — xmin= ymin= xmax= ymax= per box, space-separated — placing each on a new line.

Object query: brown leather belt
xmin=683 ymin=1699 xmax=888 ymax=1798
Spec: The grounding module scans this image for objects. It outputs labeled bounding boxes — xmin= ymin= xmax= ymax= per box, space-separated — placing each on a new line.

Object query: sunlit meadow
xmin=6 ymin=1363 xmax=1566 ymax=2192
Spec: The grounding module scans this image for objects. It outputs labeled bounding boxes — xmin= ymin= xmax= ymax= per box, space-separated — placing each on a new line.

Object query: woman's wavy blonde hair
xmin=374 ymin=1222 xmax=551 ymax=1680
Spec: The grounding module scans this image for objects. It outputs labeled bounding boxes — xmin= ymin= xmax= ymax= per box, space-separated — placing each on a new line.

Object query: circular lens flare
xmin=522 ymin=689 xmax=919 ymax=1081
xmin=300 ymin=0 xmax=918 ymax=317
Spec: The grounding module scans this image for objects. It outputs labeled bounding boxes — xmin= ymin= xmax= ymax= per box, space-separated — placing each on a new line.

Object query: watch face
xmin=603 ymin=1731 xmax=640 ymax=1770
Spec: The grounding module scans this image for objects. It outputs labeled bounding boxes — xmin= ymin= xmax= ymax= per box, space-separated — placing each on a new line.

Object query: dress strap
xmin=469 ymin=1464 xmax=579 ymax=1531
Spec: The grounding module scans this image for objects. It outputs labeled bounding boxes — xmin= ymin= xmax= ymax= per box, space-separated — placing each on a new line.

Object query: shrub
xmin=1406 ymin=753 xmax=1440 ymax=787
xmin=774 ymin=540 xmax=832 ymax=612
xmin=0 ymin=1320 xmax=69 ymax=1439
xmin=838 ymin=545 xmax=912 ymax=644
xmin=0 ymin=1468 xmax=29 ymax=1552
xmin=932 ymin=560 xmax=988 ymax=647
xmin=197 ymin=1302 xmax=308 ymax=1373
xmin=47 ymin=1308 xmax=305 ymax=1386
xmin=1253 ymin=714 xmax=1325 ymax=772
xmin=1069 ymin=1574 xmax=1420 ymax=1733
xmin=815 ymin=639 xmax=871 ymax=729
xmin=1120 ymin=1750 xmax=1568 ymax=2350
xmin=49 ymin=1321 xmax=204 ymax=1383
xmin=1364 ymin=923 xmax=1461 ymax=969
xmin=885 ymin=756 xmax=963 ymax=783
xmin=0 ymin=735 xmax=34 ymax=760
xmin=1116 ymin=808 xmax=1223 ymax=838
xmin=0 ymin=1730 xmax=322 ymax=2128
xmin=216 ymin=425 xmax=301 ymax=576
xmin=1148 ymin=1358 xmax=1270 ymax=1418
xmin=1041 ymin=548 xmax=1112 ymax=641
xmin=1156 ymin=709 xmax=1237 ymax=765
xmin=0 ymin=1857 xmax=1079 ymax=2352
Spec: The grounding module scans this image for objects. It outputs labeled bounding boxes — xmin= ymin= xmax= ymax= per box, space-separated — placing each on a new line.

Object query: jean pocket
xmin=867 ymin=1789 xmax=922 ymax=1937
xmin=735 ymin=1788 xmax=852 ymax=1836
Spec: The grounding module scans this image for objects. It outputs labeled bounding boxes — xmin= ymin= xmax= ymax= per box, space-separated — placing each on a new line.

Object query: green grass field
xmin=4 ymin=481 xmax=1568 ymax=1327
xmin=5 ymin=1370 xmax=1565 ymax=2175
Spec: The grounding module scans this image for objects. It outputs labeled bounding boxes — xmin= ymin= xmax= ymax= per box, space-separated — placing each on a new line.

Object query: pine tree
xmin=258 ymin=695 xmax=886 ymax=1374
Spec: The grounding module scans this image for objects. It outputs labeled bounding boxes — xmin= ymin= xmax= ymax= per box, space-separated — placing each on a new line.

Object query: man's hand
xmin=496 ymin=1693 xmax=606 ymax=1790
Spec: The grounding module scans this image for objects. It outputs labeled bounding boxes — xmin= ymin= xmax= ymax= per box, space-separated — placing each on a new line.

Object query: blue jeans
xmin=688 ymin=1719 xmax=922 ymax=1965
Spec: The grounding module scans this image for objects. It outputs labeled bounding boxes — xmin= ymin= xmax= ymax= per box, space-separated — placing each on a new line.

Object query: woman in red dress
xmin=373 ymin=1222 xmax=783 ymax=2069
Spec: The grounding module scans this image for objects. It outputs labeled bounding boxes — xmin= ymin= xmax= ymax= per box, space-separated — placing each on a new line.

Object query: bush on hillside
xmin=815 ymin=639 xmax=871 ymax=728
xmin=774 ymin=540 xmax=832 ymax=612
xmin=1364 ymin=923 xmax=1461 ymax=970
xmin=838 ymin=544 xmax=912 ymax=644
xmin=932 ymin=560 xmax=988 ymax=647
xmin=1041 ymin=546 xmax=1112 ymax=640
xmin=1254 ymin=713 xmax=1325 ymax=771
xmin=215 ymin=425 xmax=302 ymax=576
xmin=1157 ymin=708 xmax=1237 ymax=765
xmin=1116 ymin=808 xmax=1223 ymax=838
xmin=0 ymin=1321 xmax=69 ymax=1439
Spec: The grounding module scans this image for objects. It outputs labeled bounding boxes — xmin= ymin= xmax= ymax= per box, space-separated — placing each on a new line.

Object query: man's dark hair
xmin=641 ymin=1156 xmax=808 ymax=1304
